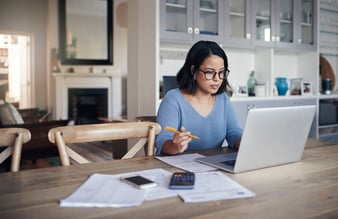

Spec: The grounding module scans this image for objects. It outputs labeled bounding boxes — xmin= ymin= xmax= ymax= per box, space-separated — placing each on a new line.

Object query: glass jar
xmin=247 ymin=71 xmax=257 ymax=96
xmin=290 ymin=78 xmax=302 ymax=95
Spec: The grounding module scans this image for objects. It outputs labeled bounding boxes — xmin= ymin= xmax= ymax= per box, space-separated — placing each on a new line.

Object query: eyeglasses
xmin=198 ymin=68 xmax=230 ymax=80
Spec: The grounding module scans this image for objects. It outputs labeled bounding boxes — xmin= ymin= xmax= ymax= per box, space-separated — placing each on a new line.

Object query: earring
xmin=194 ymin=75 xmax=196 ymax=80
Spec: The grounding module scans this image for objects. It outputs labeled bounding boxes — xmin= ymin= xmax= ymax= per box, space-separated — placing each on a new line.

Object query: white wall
xmin=47 ymin=0 xmax=128 ymax=118
xmin=159 ymin=46 xmax=256 ymax=94
xmin=0 ymin=0 xmax=48 ymax=109
xmin=127 ymin=0 xmax=159 ymax=120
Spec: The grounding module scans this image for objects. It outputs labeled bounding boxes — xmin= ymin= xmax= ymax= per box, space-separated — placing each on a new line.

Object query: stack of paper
xmin=60 ymin=167 xmax=255 ymax=207
xmin=60 ymin=168 xmax=177 ymax=207
xmin=156 ymin=153 xmax=218 ymax=172
xmin=176 ymin=171 xmax=255 ymax=203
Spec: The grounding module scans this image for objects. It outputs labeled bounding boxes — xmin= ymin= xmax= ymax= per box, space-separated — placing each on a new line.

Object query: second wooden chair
xmin=0 ymin=127 xmax=31 ymax=172
xmin=48 ymin=121 xmax=162 ymax=166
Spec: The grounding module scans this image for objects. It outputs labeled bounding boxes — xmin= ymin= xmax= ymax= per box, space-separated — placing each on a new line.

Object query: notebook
xmin=195 ymin=105 xmax=316 ymax=173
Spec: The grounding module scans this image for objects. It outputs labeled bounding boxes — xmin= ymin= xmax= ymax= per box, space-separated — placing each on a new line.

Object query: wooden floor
xmin=1 ymin=141 xmax=114 ymax=172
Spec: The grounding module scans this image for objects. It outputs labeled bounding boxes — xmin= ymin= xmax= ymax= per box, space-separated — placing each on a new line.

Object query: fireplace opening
xmin=68 ymin=88 xmax=108 ymax=124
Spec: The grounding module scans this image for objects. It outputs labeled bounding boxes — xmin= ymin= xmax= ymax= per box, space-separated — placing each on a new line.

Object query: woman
xmin=156 ymin=41 xmax=242 ymax=155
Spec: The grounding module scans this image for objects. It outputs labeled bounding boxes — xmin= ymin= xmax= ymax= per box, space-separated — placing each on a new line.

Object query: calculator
xmin=169 ymin=172 xmax=195 ymax=189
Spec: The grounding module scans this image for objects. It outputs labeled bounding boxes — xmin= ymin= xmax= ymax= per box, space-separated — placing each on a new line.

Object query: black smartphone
xmin=169 ymin=172 xmax=195 ymax=189
xmin=120 ymin=175 xmax=158 ymax=189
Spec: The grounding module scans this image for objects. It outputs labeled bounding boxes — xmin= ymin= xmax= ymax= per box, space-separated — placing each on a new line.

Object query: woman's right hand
xmin=171 ymin=126 xmax=192 ymax=154
xmin=162 ymin=126 xmax=192 ymax=155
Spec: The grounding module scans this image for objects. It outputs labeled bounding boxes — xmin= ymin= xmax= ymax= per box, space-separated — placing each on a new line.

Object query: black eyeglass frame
xmin=198 ymin=68 xmax=230 ymax=80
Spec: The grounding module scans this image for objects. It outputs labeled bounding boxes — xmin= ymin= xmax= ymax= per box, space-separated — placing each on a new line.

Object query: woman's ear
xmin=191 ymin=66 xmax=197 ymax=80
xmin=190 ymin=65 xmax=195 ymax=74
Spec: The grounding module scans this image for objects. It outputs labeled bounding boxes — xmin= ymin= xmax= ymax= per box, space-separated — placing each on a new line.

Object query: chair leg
xmin=11 ymin=132 xmax=24 ymax=172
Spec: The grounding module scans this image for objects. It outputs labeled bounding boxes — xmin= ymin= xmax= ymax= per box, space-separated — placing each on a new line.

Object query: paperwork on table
xmin=176 ymin=171 xmax=255 ymax=203
xmin=60 ymin=168 xmax=255 ymax=207
xmin=60 ymin=168 xmax=176 ymax=207
xmin=156 ymin=153 xmax=218 ymax=172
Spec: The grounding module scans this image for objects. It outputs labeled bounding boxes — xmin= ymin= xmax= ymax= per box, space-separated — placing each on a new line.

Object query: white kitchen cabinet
xmin=223 ymin=0 xmax=252 ymax=48
xmin=160 ymin=0 xmax=224 ymax=43
xmin=160 ymin=0 xmax=317 ymax=51
xmin=231 ymin=98 xmax=274 ymax=129
xmin=251 ymin=0 xmax=317 ymax=50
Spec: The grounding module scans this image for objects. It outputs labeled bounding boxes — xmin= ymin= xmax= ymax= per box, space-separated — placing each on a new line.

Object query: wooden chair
xmin=48 ymin=121 xmax=162 ymax=166
xmin=134 ymin=116 xmax=157 ymax=122
xmin=0 ymin=128 xmax=31 ymax=172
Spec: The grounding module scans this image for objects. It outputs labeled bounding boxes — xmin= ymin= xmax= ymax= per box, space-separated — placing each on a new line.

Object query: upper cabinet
xmin=160 ymin=0 xmax=317 ymax=51
xmin=252 ymin=0 xmax=317 ymax=50
xmin=160 ymin=0 xmax=224 ymax=43
xmin=223 ymin=0 xmax=252 ymax=47
xmin=298 ymin=0 xmax=317 ymax=50
xmin=319 ymin=0 xmax=338 ymax=57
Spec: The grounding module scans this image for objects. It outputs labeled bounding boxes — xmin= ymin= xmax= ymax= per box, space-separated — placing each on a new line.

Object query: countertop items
xmin=320 ymin=55 xmax=336 ymax=93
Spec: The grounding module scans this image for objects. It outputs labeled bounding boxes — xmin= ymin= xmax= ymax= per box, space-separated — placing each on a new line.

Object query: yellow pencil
xmin=164 ymin=126 xmax=200 ymax=139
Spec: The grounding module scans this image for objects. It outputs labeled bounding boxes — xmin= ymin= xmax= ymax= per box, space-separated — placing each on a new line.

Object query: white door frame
xmin=0 ymin=31 xmax=34 ymax=108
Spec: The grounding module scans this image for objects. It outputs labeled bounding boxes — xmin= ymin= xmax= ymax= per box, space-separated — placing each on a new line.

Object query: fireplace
xmin=68 ymin=88 xmax=108 ymax=124
xmin=53 ymin=73 xmax=122 ymax=120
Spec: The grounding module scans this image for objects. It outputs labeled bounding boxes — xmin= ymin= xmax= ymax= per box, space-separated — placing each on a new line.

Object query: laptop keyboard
xmin=220 ymin=160 xmax=236 ymax=167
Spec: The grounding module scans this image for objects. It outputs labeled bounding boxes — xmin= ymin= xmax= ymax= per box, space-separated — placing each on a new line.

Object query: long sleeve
xmin=155 ymin=89 xmax=242 ymax=155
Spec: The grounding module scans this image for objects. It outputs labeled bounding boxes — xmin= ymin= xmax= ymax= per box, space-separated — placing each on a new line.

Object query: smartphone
xmin=169 ymin=172 xmax=195 ymax=189
xmin=120 ymin=175 xmax=158 ymax=189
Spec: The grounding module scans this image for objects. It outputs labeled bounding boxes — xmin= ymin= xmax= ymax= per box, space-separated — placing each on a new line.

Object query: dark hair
xmin=176 ymin=41 xmax=231 ymax=95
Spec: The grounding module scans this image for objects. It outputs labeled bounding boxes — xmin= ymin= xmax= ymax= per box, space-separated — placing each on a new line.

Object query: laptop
xmin=195 ymin=105 xmax=316 ymax=173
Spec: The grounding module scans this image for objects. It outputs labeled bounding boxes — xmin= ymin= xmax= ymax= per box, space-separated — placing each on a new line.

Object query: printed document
xmin=177 ymin=171 xmax=255 ymax=202
xmin=60 ymin=168 xmax=176 ymax=207
xmin=156 ymin=153 xmax=217 ymax=172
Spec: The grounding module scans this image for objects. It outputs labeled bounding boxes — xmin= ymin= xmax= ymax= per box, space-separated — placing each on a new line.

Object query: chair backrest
xmin=0 ymin=127 xmax=31 ymax=172
xmin=134 ymin=116 xmax=157 ymax=122
xmin=48 ymin=121 xmax=162 ymax=166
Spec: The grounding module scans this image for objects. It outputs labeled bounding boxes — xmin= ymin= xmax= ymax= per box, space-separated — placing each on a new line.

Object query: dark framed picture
xmin=237 ymin=85 xmax=248 ymax=97
xmin=302 ymin=82 xmax=312 ymax=96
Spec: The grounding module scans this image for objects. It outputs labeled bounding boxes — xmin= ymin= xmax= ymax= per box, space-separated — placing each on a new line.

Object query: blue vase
xmin=275 ymin=77 xmax=288 ymax=96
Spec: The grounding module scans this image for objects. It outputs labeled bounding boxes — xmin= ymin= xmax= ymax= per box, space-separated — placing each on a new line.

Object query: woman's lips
xmin=210 ymin=84 xmax=220 ymax=90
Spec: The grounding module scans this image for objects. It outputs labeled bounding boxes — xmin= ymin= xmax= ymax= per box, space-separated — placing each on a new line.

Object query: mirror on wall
xmin=58 ymin=0 xmax=113 ymax=65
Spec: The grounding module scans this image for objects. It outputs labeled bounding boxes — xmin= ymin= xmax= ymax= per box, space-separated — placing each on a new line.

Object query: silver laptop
xmin=196 ymin=105 xmax=316 ymax=173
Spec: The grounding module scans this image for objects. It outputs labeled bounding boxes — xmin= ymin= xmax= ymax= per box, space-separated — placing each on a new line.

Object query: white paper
xmin=60 ymin=173 xmax=146 ymax=207
xmin=60 ymin=168 xmax=255 ymax=207
xmin=156 ymin=153 xmax=218 ymax=172
xmin=137 ymin=168 xmax=177 ymax=201
xmin=60 ymin=168 xmax=177 ymax=207
xmin=176 ymin=171 xmax=255 ymax=203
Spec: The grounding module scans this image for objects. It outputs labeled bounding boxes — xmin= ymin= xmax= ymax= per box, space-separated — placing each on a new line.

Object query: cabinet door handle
xmin=194 ymin=28 xmax=200 ymax=34
xmin=247 ymin=104 xmax=256 ymax=111
xmin=246 ymin=33 xmax=251 ymax=39
xmin=187 ymin=27 xmax=193 ymax=34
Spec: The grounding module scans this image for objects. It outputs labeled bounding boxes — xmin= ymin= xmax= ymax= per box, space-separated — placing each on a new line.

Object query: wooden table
xmin=1 ymin=139 xmax=338 ymax=219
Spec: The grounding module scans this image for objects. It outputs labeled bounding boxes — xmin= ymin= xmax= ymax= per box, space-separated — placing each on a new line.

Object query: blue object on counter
xmin=275 ymin=77 xmax=288 ymax=96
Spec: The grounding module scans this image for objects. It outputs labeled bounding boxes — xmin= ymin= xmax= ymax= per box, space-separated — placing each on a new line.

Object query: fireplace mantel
xmin=53 ymin=72 xmax=122 ymax=120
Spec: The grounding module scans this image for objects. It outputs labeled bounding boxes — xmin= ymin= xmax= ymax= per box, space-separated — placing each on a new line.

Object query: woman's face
xmin=195 ymin=55 xmax=224 ymax=95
